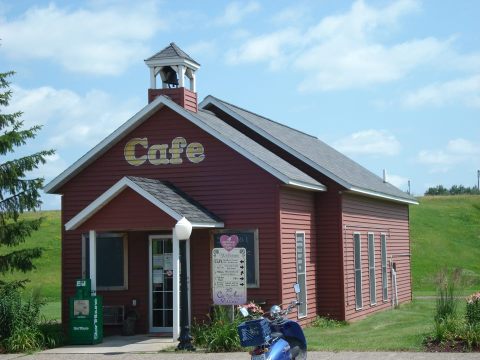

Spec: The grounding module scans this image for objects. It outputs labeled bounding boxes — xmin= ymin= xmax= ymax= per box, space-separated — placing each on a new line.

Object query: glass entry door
xmin=149 ymin=236 xmax=174 ymax=333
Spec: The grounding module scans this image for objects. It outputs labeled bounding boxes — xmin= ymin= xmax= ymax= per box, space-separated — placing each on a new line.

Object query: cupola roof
xmin=145 ymin=42 xmax=200 ymax=67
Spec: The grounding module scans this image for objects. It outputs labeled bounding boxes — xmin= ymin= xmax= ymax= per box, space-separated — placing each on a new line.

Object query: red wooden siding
xmin=315 ymin=180 xmax=345 ymax=320
xmin=189 ymin=229 xmax=211 ymax=321
xmin=279 ymin=187 xmax=316 ymax=326
xmin=59 ymin=107 xmax=282 ymax=330
xmin=342 ymin=193 xmax=412 ymax=321
xmin=148 ymin=88 xmax=197 ymax=112
xmin=79 ymin=188 xmax=176 ymax=232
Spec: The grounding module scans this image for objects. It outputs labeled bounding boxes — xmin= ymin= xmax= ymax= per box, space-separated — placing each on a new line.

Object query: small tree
xmin=0 ymin=70 xmax=54 ymax=288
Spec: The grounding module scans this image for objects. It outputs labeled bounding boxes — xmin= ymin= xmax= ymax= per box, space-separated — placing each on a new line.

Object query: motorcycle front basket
xmin=237 ymin=318 xmax=271 ymax=347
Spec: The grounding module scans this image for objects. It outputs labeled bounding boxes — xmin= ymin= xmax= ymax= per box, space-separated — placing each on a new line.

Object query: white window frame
xmin=82 ymin=232 xmax=129 ymax=291
xmin=295 ymin=231 xmax=308 ymax=319
xmin=381 ymin=233 xmax=388 ymax=302
xmin=368 ymin=232 xmax=376 ymax=306
xmin=353 ymin=232 xmax=363 ymax=310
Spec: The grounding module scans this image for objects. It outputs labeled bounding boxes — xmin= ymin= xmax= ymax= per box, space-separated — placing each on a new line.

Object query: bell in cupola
xmin=162 ymin=66 xmax=179 ymax=88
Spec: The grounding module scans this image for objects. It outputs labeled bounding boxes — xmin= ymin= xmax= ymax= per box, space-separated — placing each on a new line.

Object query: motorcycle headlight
xmin=270 ymin=305 xmax=281 ymax=316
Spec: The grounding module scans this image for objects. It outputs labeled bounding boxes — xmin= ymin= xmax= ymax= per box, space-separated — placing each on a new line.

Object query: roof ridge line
xmin=208 ymin=95 xmax=318 ymax=140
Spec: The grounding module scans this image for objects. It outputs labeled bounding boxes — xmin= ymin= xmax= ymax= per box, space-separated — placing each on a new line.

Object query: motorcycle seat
xmin=270 ymin=332 xmax=283 ymax=339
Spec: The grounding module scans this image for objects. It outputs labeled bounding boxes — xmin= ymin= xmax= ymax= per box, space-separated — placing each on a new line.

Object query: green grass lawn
xmin=41 ymin=301 xmax=61 ymax=321
xmin=305 ymin=300 xmax=435 ymax=351
xmin=410 ymin=195 xmax=480 ymax=294
xmin=0 ymin=211 xmax=61 ymax=301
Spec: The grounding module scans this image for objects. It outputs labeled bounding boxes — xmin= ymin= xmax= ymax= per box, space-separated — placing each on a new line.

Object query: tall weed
xmin=434 ymin=268 xmax=462 ymax=323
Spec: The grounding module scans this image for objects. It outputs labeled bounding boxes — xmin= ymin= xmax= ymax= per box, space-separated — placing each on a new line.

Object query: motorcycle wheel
xmin=285 ymin=337 xmax=307 ymax=360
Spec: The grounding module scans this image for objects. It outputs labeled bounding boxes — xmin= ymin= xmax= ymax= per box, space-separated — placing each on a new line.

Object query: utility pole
xmin=408 ymin=180 xmax=411 ymax=195
xmin=477 ymin=170 xmax=480 ymax=190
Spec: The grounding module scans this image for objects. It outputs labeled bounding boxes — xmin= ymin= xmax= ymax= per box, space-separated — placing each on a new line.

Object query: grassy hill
xmin=410 ymin=195 xmax=480 ymax=294
xmin=0 ymin=195 xmax=478 ymax=307
xmin=0 ymin=211 xmax=61 ymax=301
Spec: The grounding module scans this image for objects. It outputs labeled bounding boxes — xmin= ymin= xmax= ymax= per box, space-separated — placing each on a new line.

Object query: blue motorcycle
xmin=238 ymin=284 xmax=307 ymax=360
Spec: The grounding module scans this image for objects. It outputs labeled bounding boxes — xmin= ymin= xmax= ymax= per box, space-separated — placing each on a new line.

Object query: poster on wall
xmin=163 ymin=254 xmax=173 ymax=270
xmin=153 ymin=255 xmax=163 ymax=267
xmin=152 ymin=269 xmax=163 ymax=284
xmin=212 ymin=247 xmax=247 ymax=305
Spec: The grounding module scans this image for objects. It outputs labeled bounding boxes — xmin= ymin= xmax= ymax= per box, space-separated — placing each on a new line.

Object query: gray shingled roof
xmin=145 ymin=42 xmax=200 ymax=66
xmin=127 ymin=176 xmax=221 ymax=224
xmin=193 ymin=109 xmax=325 ymax=190
xmin=202 ymin=96 xmax=416 ymax=203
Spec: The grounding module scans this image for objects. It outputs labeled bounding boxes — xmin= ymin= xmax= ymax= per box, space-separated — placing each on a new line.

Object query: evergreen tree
xmin=0 ymin=71 xmax=54 ymax=288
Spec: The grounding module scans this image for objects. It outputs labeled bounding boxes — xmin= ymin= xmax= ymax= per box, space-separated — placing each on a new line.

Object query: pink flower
xmin=466 ymin=291 xmax=480 ymax=304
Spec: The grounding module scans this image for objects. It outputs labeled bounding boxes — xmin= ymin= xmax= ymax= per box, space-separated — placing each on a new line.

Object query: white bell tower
xmin=145 ymin=42 xmax=200 ymax=92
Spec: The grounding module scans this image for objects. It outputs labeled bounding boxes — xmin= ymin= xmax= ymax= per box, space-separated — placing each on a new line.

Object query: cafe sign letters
xmin=124 ymin=136 xmax=205 ymax=166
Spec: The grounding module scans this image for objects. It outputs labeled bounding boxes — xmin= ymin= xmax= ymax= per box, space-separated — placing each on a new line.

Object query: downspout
xmin=339 ymin=191 xmax=347 ymax=320
xmin=276 ymin=184 xmax=283 ymax=307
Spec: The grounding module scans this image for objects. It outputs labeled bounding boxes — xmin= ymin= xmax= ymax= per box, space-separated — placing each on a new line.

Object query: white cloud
xmin=226 ymin=28 xmax=301 ymax=69
xmin=447 ymin=138 xmax=480 ymax=155
xmin=417 ymin=138 xmax=480 ymax=172
xmin=215 ymin=1 xmax=260 ymax=26
xmin=8 ymin=85 xmax=142 ymax=210
xmin=9 ymin=85 xmax=141 ymax=149
xmin=402 ymin=75 xmax=480 ymax=108
xmin=0 ymin=2 xmax=164 ymax=75
xmin=225 ymin=0 xmax=480 ymax=93
xmin=35 ymin=153 xmax=68 ymax=181
xmin=386 ymin=173 xmax=409 ymax=189
xmin=185 ymin=41 xmax=218 ymax=58
xmin=333 ymin=129 xmax=401 ymax=156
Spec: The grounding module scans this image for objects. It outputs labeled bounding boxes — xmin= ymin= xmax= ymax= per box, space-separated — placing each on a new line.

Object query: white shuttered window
xmin=354 ymin=233 xmax=362 ymax=310
xmin=368 ymin=233 xmax=376 ymax=305
xmin=381 ymin=234 xmax=388 ymax=301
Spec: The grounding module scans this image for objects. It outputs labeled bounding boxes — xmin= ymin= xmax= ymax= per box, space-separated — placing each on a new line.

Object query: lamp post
xmin=174 ymin=217 xmax=195 ymax=351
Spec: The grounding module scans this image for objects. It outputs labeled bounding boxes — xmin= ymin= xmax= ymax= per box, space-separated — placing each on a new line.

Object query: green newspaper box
xmin=69 ymin=279 xmax=103 ymax=345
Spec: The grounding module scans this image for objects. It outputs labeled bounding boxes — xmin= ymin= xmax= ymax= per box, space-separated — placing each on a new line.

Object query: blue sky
xmin=1 ymin=0 xmax=479 ymax=209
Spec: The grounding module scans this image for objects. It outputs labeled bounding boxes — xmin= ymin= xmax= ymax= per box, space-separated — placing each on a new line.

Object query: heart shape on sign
xmin=220 ymin=235 xmax=239 ymax=252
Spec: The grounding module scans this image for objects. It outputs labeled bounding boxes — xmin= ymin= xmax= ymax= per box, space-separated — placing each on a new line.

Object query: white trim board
xmin=64 ymin=176 xmax=224 ymax=231
xmin=199 ymin=96 xmax=417 ymax=205
xmin=45 ymin=95 xmax=324 ymax=194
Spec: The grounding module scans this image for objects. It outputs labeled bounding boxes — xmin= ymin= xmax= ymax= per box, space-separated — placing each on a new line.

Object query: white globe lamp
xmin=174 ymin=217 xmax=192 ymax=240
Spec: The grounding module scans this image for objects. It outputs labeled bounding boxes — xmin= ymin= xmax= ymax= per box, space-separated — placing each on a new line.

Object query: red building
xmin=45 ymin=43 xmax=418 ymax=338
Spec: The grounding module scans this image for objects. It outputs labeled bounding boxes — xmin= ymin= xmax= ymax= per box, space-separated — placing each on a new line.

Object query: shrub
xmin=39 ymin=321 xmax=65 ymax=349
xmin=0 ymin=284 xmax=60 ymax=352
xmin=432 ymin=315 xmax=462 ymax=342
xmin=466 ymin=292 xmax=480 ymax=326
xmin=191 ymin=305 xmax=242 ymax=352
xmin=310 ymin=316 xmax=348 ymax=329
xmin=3 ymin=326 xmax=44 ymax=353
xmin=461 ymin=323 xmax=480 ymax=350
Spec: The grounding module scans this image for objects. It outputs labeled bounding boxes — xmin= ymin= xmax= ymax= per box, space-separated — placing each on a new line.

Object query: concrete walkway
xmin=0 ymin=336 xmax=478 ymax=359
xmin=40 ymin=335 xmax=177 ymax=354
